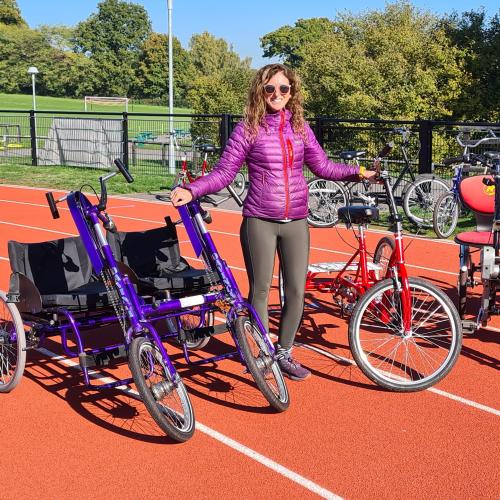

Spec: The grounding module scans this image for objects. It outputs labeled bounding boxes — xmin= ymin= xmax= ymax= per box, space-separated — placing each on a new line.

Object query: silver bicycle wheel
xmin=349 ymin=277 xmax=462 ymax=391
xmin=129 ymin=336 xmax=195 ymax=441
xmin=307 ymin=178 xmax=347 ymax=228
xmin=0 ymin=291 xmax=26 ymax=393
xmin=403 ymin=174 xmax=449 ymax=228
xmin=433 ymin=191 xmax=459 ymax=238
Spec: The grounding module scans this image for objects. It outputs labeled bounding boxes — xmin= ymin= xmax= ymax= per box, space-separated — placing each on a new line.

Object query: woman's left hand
xmin=363 ymin=169 xmax=379 ymax=184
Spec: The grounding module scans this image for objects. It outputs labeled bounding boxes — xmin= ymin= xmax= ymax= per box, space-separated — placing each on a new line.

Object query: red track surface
xmin=0 ymin=184 xmax=498 ymax=499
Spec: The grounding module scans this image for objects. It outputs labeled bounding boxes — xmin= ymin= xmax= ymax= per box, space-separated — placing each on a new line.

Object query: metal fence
xmin=1 ymin=109 xmax=499 ymax=184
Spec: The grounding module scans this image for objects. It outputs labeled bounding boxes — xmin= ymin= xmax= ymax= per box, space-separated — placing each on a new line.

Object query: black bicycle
xmin=307 ymin=127 xmax=448 ymax=228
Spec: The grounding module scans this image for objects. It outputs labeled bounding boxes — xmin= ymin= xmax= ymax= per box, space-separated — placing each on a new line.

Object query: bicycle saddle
xmin=339 ymin=150 xmax=366 ymax=160
xmin=198 ymin=144 xmax=218 ymax=153
xmin=338 ymin=205 xmax=379 ymax=225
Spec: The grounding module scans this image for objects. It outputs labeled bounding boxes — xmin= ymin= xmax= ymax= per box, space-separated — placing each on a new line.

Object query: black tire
xmin=372 ymin=236 xmax=395 ymax=280
xmin=458 ymin=246 xmax=472 ymax=319
xmin=232 ymin=314 xmax=289 ymax=412
xmin=129 ymin=336 xmax=195 ymax=442
xmin=0 ymin=291 xmax=26 ymax=393
xmin=349 ymin=277 xmax=462 ymax=391
xmin=307 ymin=178 xmax=347 ymax=228
xmin=180 ymin=309 xmax=213 ymax=350
xmin=433 ymin=191 xmax=459 ymax=239
xmin=403 ymin=175 xmax=449 ymax=228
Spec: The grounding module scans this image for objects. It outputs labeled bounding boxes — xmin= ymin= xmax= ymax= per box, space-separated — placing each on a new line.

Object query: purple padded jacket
xmin=187 ymin=109 xmax=360 ymax=220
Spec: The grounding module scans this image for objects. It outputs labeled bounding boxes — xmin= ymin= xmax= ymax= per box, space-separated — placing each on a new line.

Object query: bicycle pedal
xmin=461 ymin=320 xmax=477 ymax=334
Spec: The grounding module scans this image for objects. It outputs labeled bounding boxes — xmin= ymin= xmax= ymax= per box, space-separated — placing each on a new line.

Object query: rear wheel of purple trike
xmin=0 ymin=291 xmax=26 ymax=393
xmin=233 ymin=314 xmax=289 ymax=412
xmin=129 ymin=336 xmax=195 ymax=442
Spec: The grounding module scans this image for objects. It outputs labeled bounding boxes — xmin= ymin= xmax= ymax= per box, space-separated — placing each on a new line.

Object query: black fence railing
xmin=1 ymin=109 xmax=499 ymax=184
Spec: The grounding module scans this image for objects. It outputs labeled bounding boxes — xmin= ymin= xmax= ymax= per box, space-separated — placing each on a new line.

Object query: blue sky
xmin=16 ymin=0 xmax=499 ymax=68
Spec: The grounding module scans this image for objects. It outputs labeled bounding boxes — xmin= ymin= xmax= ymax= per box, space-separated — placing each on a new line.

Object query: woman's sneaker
xmin=277 ymin=353 xmax=311 ymax=381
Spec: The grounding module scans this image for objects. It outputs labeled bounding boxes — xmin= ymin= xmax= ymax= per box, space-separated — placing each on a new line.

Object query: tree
xmin=260 ymin=18 xmax=334 ymax=68
xmin=443 ymin=9 xmax=500 ymax=121
xmin=0 ymin=0 xmax=26 ymax=27
xmin=72 ymin=0 xmax=152 ymax=96
xmin=134 ymin=32 xmax=194 ymax=105
xmin=187 ymin=32 xmax=254 ymax=114
xmin=269 ymin=2 xmax=465 ymax=120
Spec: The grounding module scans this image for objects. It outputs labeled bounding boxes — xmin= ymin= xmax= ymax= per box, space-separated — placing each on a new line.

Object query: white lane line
xmin=293 ymin=343 xmax=500 ymax=417
xmin=0 ymin=199 xmax=135 ymax=210
xmin=0 ymin=220 xmax=77 ymax=237
xmin=36 ymin=346 xmax=341 ymax=500
xmin=427 ymin=387 xmax=500 ymax=416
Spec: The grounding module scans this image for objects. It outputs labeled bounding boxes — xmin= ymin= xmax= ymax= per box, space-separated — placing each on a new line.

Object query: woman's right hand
xmin=171 ymin=187 xmax=193 ymax=206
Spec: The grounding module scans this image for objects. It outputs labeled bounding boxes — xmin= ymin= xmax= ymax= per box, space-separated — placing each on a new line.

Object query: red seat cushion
xmin=459 ymin=176 xmax=495 ymax=215
xmin=454 ymin=231 xmax=494 ymax=247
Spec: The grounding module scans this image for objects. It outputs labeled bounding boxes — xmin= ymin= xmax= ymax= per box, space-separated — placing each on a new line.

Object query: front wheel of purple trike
xmin=129 ymin=336 xmax=195 ymax=442
xmin=233 ymin=314 xmax=289 ymax=412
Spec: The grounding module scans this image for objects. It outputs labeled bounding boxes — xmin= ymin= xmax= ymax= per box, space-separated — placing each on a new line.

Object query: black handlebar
xmin=376 ymin=141 xmax=394 ymax=160
xmin=45 ymin=192 xmax=60 ymax=219
xmin=114 ymin=158 xmax=134 ymax=183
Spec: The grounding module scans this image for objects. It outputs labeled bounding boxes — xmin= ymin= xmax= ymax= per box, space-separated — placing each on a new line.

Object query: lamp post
xmin=27 ymin=66 xmax=39 ymax=111
xmin=167 ymin=0 xmax=175 ymax=174
xmin=27 ymin=66 xmax=39 ymax=160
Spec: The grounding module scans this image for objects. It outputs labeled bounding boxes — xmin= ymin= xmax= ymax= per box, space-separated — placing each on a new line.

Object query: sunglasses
xmin=263 ymin=84 xmax=291 ymax=95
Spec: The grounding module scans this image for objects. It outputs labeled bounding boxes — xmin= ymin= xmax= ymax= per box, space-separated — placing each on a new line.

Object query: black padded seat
xmin=339 ymin=150 xmax=366 ymax=160
xmin=106 ymin=218 xmax=212 ymax=293
xmin=8 ymin=237 xmax=109 ymax=311
xmin=338 ymin=205 xmax=379 ymax=225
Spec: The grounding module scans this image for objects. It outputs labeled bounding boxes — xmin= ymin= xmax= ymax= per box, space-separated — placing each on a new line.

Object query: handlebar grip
xmin=376 ymin=141 xmax=394 ymax=159
xmin=114 ymin=158 xmax=134 ymax=183
xmin=45 ymin=192 xmax=60 ymax=219
xmin=443 ymin=156 xmax=464 ymax=166
xmin=199 ymin=207 xmax=212 ymax=224
xmin=227 ymin=183 xmax=244 ymax=207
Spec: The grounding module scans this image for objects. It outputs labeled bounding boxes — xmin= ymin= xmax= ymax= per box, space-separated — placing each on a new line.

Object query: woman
xmin=171 ymin=63 xmax=377 ymax=381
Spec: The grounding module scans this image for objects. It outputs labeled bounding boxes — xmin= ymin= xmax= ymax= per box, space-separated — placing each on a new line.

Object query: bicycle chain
xmin=101 ymin=267 xmax=129 ymax=336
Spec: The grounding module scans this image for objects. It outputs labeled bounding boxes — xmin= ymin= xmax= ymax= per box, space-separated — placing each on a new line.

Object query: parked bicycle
xmin=433 ymin=128 xmax=499 ymax=238
xmin=307 ymin=127 xmax=449 ymax=228
xmin=283 ymin=143 xmax=462 ymax=391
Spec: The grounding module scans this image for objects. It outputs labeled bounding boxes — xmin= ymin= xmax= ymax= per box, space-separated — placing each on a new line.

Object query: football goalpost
xmin=84 ymin=96 xmax=129 ymax=112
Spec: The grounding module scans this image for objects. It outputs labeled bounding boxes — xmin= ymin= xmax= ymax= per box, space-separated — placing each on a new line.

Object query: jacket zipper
xmin=278 ymin=110 xmax=290 ymax=219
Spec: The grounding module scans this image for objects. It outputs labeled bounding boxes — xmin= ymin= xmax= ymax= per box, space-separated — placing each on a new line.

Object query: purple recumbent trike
xmin=0 ymin=159 xmax=289 ymax=442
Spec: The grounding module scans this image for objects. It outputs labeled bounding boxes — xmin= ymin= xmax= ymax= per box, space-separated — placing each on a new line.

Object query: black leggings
xmin=240 ymin=217 xmax=309 ymax=350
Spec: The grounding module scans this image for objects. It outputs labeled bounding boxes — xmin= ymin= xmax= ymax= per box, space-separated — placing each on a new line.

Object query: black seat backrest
xmin=107 ymin=217 xmax=188 ymax=278
xmin=8 ymin=236 xmax=93 ymax=294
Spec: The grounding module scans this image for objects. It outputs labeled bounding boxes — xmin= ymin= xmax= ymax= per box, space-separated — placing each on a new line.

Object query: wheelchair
xmin=454 ymin=153 xmax=500 ymax=331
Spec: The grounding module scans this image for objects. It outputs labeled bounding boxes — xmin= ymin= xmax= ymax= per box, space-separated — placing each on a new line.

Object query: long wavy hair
xmin=243 ymin=63 xmax=305 ymax=139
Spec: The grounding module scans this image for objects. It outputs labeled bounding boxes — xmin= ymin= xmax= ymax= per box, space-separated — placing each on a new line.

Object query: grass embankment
xmin=0 ymin=163 xmax=175 ymax=195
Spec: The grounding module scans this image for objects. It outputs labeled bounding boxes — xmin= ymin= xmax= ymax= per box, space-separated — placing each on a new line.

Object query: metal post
xmin=167 ymin=0 xmax=175 ymax=174
xmin=29 ymin=110 xmax=38 ymax=166
xmin=122 ymin=112 xmax=129 ymax=169
xmin=418 ymin=120 xmax=433 ymax=174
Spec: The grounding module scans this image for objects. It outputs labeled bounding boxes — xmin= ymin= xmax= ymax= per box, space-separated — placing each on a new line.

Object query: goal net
xmin=84 ymin=96 xmax=129 ymax=112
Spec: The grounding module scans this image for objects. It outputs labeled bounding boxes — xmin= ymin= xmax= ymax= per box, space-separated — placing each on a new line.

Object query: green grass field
xmin=0 ymin=93 xmax=191 ymax=114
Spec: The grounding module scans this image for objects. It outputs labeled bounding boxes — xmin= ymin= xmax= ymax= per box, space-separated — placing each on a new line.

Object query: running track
xmin=0 ymin=185 xmax=498 ymax=499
